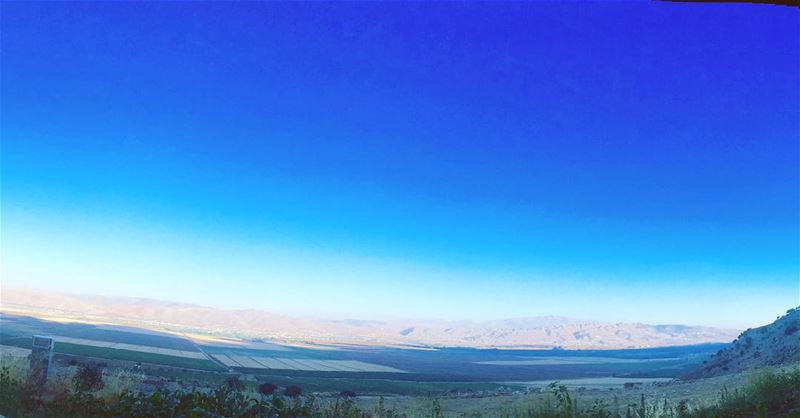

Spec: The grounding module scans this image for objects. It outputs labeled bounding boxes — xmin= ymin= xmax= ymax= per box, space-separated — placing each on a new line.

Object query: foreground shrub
xmin=340 ymin=389 xmax=357 ymax=398
xmin=283 ymin=385 xmax=302 ymax=398
xmin=690 ymin=368 xmax=800 ymax=418
xmin=258 ymin=382 xmax=277 ymax=396
xmin=0 ymin=366 xmax=22 ymax=417
xmin=1 ymin=364 xmax=797 ymax=418
xmin=73 ymin=364 xmax=104 ymax=392
xmin=501 ymin=370 xmax=799 ymax=418
xmin=0 ymin=365 xmax=393 ymax=418
xmin=225 ymin=376 xmax=245 ymax=391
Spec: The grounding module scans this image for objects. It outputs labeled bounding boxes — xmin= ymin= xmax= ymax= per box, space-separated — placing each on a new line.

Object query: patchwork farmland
xmin=212 ymin=353 xmax=405 ymax=373
xmin=0 ymin=312 xmax=730 ymax=387
xmin=52 ymin=336 xmax=208 ymax=359
xmin=0 ymin=313 xmax=223 ymax=371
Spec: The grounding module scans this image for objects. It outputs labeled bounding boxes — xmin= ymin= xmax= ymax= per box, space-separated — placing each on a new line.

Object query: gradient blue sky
xmin=2 ymin=2 xmax=798 ymax=329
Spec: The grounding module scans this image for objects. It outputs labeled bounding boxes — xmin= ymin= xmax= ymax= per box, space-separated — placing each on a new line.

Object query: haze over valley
xmin=2 ymin=287 xmax=740 ymax=349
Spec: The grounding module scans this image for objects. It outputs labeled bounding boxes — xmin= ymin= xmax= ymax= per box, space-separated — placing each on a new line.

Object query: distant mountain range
xmin=0 ymin=287 xmax=740 ymax=349
xmin=684 ymin=307 xmax=800 ymax=379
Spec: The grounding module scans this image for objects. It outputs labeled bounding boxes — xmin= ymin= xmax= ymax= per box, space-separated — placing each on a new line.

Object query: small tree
xmin=339 ymin=390 xmax=357 ymax=398
xmin=258 ymin=382 xmax=277 ymax=396
xmin=225 ymin=376 xmax=244 ymax=391
xmin=73 ymin=364 xmax=103 ymax=392
xmin=283 ymin=385 xmax=302 ymax=398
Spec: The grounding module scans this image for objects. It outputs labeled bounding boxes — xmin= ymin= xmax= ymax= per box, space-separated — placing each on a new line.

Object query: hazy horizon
xmin=0 ymin=285 xmax=753 ymax=330
xmin=2 ymin=2 xmax=798 ymax=331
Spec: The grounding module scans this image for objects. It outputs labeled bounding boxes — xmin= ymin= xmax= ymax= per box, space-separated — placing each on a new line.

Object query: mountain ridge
xmin=0 ymin=286 xmax=740 ymax=350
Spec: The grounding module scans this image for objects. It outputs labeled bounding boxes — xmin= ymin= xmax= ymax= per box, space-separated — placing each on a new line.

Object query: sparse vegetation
xmin=73 ymin=363 xmax=104 ymax=392
xmin=690 ymin=368 xmax=800 ymax=418
xmin=226 ymin=376 xmax=245 ymax=391
xmin=494 ymin=370 xmax=800 ymax=418
xmin=1 ymin=361 xmax=798 ymax=417
xmin=0 ymin=362 xmax=393 ymax=417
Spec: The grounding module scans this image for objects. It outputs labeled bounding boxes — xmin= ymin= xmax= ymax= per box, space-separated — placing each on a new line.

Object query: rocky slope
xmin=1 ymin=286 xmax=739 ymax=349
xmin=684 ymin=307 xmax=800 ymax=379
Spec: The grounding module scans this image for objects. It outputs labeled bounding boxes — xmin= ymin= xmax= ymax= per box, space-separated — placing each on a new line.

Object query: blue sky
xmin=2 ymin=2 xmax=798 ymax=329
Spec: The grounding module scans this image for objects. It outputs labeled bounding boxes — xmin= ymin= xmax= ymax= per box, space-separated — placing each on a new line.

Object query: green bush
xmin=690 ymin=368 xmax=800 ymax=418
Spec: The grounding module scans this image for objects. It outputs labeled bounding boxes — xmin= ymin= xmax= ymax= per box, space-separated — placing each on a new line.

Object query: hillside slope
xmin=684 ymin=307 xmax=800 ymax=379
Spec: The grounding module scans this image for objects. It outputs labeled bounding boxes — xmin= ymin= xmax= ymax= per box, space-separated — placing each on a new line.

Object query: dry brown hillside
xmin=684 ymin=307 xmax=800 ymax=379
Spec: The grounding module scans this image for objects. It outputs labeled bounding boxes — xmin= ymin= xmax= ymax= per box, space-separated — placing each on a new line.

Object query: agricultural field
xmin=212 ymin=353 xmax=405 ymax=373
xmin=504 ymin=376 xmax=672 ymax=388
xmin=52 ymin=336 xmax=207 ymax=359
xmin=0 ymin=312 xmax=728 ymax=395
xmin=204 ymin=343 xmax=721 ymax=382
xmin=0 ymin=313 xmax=198 ymax=351
xmin=0 ymin=313 xmax=222 ymax=371
xmin=0 ymin=345 xmax=30 ymax=358
xmin=475 ymin=356 xmax=680 ymax=366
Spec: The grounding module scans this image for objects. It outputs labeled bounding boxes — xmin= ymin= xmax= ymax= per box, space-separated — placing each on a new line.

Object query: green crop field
xmin=54 ymin=342 xmax=224 ymax=371
xmin=241 ymin=375 xmax=515 ymax=396
xmin=0 ymin=333 xmax=223 ymax=372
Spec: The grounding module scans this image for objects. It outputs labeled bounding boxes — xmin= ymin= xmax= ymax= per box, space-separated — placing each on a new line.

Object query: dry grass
xmin=96 ymin=368 xmax=146 ymax=402
xmin=0 ymin=345 xmax=32 ymax=358
xmin=0 ymin=354 xmax=29 ymax=382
